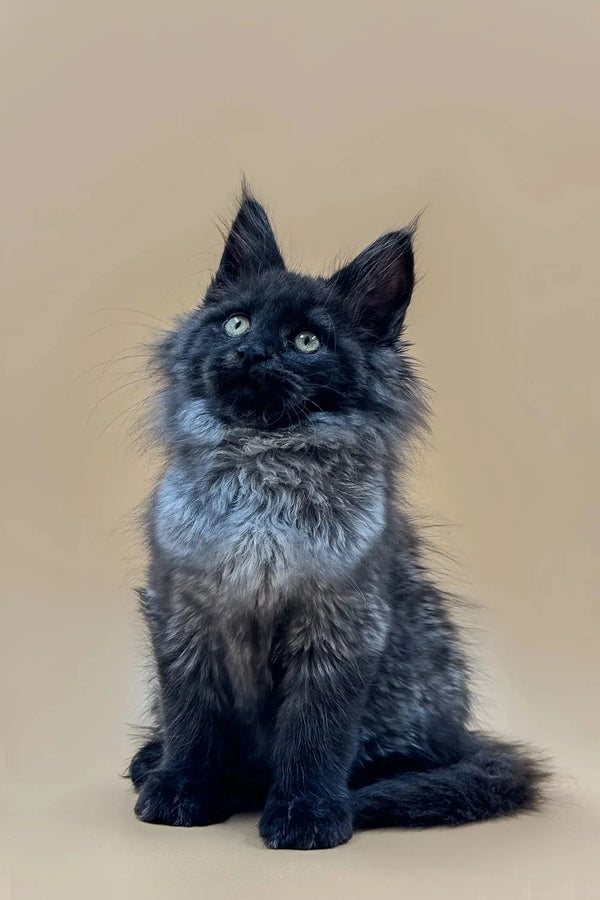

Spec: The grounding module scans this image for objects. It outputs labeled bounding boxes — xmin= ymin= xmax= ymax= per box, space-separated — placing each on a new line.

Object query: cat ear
xmin=214 ymin=187 xmax=285 ymax=285
xmin=329 ymin=226 xmax=416 ymax=340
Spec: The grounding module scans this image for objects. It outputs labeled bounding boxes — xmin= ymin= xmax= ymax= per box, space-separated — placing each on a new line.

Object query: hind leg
xmin=129 ymin=738 xmax=163 ymax=790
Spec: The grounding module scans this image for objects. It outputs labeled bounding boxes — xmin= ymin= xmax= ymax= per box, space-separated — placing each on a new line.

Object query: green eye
xmin=294 ymin=332 xmax=320 ymax=354
xmin=224 ymin=314 xmax=250 ymax=337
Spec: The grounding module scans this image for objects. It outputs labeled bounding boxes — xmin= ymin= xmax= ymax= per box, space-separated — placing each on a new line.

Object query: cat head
xmin=154 ymin=188 xmax=421 ymax=438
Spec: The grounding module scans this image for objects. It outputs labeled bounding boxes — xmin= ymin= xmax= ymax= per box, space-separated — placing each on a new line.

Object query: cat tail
xmin=352 ymin=732 xmax=550 ymax=829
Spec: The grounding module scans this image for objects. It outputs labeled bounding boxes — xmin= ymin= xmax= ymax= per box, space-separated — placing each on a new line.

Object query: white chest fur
xmin=153 ymin=446 xmax=385 ymax=601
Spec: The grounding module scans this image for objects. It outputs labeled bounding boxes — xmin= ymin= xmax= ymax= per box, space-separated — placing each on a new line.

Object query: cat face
xmin=156 ymin=189 xmax=417 ymax=431
xmin=183 ymin=270 xmax=367 ymax=427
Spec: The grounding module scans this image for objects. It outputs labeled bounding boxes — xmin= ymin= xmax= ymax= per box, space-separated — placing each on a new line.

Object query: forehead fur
xmin=206 ymin=269 xmax=332 ymax=312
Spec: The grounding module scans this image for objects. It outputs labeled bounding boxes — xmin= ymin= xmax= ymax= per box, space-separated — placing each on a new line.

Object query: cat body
xmin=129 ymin=189 xmax=546 ymax=848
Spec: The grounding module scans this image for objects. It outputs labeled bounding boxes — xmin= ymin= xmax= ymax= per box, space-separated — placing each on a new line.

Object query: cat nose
xmin=236 ymin=345 xmax=269 ymax=365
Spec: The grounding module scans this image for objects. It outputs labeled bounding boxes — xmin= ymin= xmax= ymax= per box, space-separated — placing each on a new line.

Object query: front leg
xmin=260 ymin=591 xmax=385 ymax=849
xmin=134 ymin=596 xmax=232 ymax=827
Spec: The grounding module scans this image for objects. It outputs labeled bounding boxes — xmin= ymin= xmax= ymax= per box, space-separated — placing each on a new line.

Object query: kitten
xmin=128 ymin=187 xmax=547 ymax=849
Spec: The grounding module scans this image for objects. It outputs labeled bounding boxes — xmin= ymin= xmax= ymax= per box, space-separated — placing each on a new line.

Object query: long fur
xmin=128 ymin=187 xmax=548 ymax=849
xmin=352 ymin=733 xmax=547 ymax=829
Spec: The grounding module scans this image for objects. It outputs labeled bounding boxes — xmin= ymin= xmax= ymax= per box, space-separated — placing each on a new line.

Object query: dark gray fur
xmin=129 ymin=188 xmax=547 ymax=849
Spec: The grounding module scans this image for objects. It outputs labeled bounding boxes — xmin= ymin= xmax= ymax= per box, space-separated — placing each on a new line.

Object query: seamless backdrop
xmin=2 ymin=1 xmax=599 ymax=898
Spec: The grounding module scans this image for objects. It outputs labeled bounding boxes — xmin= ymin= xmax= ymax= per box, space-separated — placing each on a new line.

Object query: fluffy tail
xmin=352 ymin=733 xmax=549 ymax=829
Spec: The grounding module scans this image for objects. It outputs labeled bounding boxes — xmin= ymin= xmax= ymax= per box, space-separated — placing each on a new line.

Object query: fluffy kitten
xmin=128 ymin=188 xmax=546 ymax=849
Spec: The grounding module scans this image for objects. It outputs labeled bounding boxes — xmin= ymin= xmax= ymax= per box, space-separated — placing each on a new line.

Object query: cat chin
xmin=208 ymin=393 xmax=305 ymax=431
xmin=165 ymin=394 xmax=301 ymax=444
xmin=162 ymin=390 xmax=391 ymax=452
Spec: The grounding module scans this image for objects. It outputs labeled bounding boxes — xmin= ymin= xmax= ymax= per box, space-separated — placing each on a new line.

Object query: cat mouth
xmin=245 ymin=367 xmax=273 ymax=386
xmin=204 ymin=359 xmax=308 ymax=426
xmin=216 ymin=378 xmax=303 ymax=427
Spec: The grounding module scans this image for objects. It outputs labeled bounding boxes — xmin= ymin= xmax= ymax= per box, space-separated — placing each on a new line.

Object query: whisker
xmin=97 ymin=395 xmax=154 ymax=438
xmin=305 ymin=382 xmax=348 ymax=398
xmin=93 ymin=307 xmax=172 ymax=327
xmin=72 ymin=353 xmax=149 ymax=385
xmin=78 ymin=322 xmax=160 ymax=348
xmin=88 ymin=367 xmax=149 ymax=386
xmin=85 ymin=378 xmax=149 ymax=429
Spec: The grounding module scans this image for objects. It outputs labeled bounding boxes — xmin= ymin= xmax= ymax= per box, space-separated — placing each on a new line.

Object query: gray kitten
xmin=128 ymin=188 xmax=547 ymax=849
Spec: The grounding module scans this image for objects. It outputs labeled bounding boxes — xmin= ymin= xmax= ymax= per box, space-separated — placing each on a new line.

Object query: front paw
xmin=259 ymin=793 xmax=353 ymax=850
xmin=134 ymin=770 xmax=231 ymax=827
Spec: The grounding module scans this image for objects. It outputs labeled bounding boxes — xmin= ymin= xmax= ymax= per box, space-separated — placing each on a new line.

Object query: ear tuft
xmin=214 ymin=184 xmax=285 ymax=285
xmin=329 ymin=223 xmax=416 ymax=340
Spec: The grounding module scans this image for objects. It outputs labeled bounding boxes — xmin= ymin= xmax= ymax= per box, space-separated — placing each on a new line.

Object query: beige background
xmin=2 ymin=1 xmax=599 ymax=897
